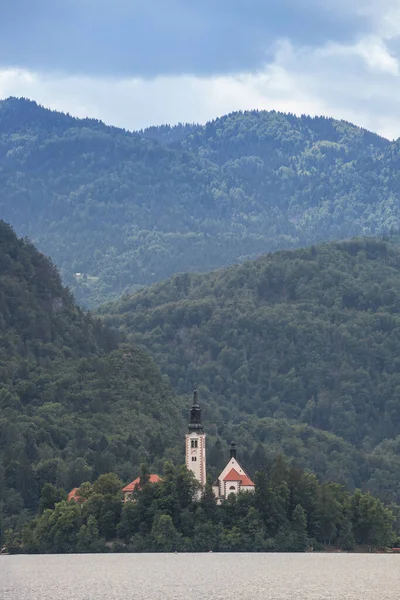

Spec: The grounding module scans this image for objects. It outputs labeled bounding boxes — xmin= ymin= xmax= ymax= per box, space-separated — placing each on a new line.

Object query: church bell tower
xmin=185 ymin=388 xmax=206 ymax=493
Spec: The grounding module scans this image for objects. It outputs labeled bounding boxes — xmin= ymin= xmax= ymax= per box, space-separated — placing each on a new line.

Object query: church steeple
xmin=185 ymin=387 xmax=206 ymax=495
xmin=188 ymin=387 xmax=203 ymax=433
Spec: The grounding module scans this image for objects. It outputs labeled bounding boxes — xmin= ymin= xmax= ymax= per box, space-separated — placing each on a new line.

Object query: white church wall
xmin=185 ymin=431 xmax=206 ymax=489
xmin=224 ymin=480 xmax=240 ymax=498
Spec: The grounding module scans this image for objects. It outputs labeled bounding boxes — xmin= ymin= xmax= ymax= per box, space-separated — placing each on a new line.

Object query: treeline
xmin=2 ymin=98 xmax=400 ymax=306
xmin=5 ymin=456 xmax=397 ymax=554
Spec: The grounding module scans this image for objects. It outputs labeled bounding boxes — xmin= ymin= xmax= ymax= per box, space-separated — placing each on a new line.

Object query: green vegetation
xmin=101 ymin=237 xmax=400 ymax=502
xmin=6 ymin=459 xmax=397 ymax=554
xmin=2 ymin=97 xmax=400 ymax=307
xmin=0 ymin=221 xmax=183 ymax=543
xmin=1 ymin=220 xmax=400 ymax=553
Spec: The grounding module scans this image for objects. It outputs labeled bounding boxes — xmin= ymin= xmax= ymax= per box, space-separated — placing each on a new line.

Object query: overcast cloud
xmin=1 ymin=0 xmax=400 ymax=137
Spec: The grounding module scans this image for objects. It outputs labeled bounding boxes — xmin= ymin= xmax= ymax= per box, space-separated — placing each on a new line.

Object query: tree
xmin=35 ymin=500 xmax=82 ymax=553
xmin=318 ymin=484 xmax=344 ymax=545
xmin=291 ymin=505 xmax=308 ymax=552
xmin=350 ymin=490 xmax=395 ymax=548
xmin=77 ymin=516 xmax=104 ymax=553
xmin=150 ymin=513 xmax=181 ymax=552
xmin=139 ymin=463 xmax=150 ymax=487
xmin=117 ymin=502 xmax=139 ymax=542
xmin=251 ymin=444 xmax=269 ymax=474
xmin=192 ymin=520 xmax=218 ymax=551
xmin=338 ymin=517 xmax=355 ymax=551
xmin=39 ymin=484 xmax=67 ymax=514
xmin=241 ymin=507 xmax=266 ymax=551
xmin=254 ymin=471 xmax=269 ymax=523
xmin=92 ymin=473 xmax=123 ymax=496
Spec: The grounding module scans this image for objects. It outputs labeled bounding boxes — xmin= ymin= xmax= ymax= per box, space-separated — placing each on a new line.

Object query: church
xmin=186 ymin=389 xmax=255 ymax=502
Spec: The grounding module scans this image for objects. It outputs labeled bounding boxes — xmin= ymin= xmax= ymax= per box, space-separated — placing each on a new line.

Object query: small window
xmin=191 ymin=456 xmax=197 ymax=462
xmin=229 ymin=485 xmax=235 ymax=490
xmin=191 ymin=440 xmax=198 ymax=448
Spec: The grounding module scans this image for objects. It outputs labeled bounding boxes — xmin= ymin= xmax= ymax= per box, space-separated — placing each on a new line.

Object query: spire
xmin=188 ymin=386 xmax=203 ymax=433
xmin=230 ymin=441 xmax=237 ymax=459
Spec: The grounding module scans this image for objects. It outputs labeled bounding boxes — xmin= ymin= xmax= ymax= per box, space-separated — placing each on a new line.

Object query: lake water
xmin=1 ymin=553 xmax=400 ymax=600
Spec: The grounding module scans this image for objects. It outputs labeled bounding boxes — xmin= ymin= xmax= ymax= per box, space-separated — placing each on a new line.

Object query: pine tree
xmin=77 ymin=516 xmax=104 ymax=553
xmin=291 ymin=504 xmax=308 ymax=552
xmin=338 ymin=517 xmax=355 ymax=551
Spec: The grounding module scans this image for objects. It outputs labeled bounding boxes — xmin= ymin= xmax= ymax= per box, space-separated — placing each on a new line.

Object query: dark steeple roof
xmin=188 ymin=387 xmax=203 ymax=433
xmin=229 ymin=441 xmax=237 ymax=459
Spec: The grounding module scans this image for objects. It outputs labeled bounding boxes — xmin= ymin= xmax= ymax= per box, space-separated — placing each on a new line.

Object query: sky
xmin=1 ymin=0 xmax=400 ymax=137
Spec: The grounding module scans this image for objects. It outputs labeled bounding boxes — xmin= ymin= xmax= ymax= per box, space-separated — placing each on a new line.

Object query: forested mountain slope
xmin=1 ymin=97 xmax=399 ymax=307
xmin=101 ymin=237 xmax=400 ymax=502
xmin=0 ymin=221 xmax=183 ymax=531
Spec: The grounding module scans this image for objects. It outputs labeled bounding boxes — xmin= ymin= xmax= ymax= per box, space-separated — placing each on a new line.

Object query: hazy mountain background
xmin=1 ymin=97 xmax=400 ymax=307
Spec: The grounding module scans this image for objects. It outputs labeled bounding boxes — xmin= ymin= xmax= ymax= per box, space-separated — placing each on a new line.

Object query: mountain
xmin=1 ymin=97 xmax=399 ymax=307
xmin=0 ymin=221 xmax=183 ymax=533
xmin=100 ymin=236 xmax=400 ymax=503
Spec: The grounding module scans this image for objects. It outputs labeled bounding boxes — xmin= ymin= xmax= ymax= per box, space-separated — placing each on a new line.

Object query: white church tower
xmin=185 ymin=388 xmax=206 ymax=494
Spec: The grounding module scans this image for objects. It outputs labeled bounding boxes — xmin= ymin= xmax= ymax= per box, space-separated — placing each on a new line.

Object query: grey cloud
xmin=0 ymin=0 xmax=369 ymax=76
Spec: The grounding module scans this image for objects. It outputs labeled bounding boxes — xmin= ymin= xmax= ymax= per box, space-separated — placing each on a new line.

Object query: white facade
xmin=186 ymin=431 xmax=206 ymax=492
xmin=212 ymin=452 xmax=255 ymax=504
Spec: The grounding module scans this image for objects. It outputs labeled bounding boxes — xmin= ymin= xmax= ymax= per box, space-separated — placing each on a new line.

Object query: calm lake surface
xmin=1 ymin=553 xmax=400 ymax=600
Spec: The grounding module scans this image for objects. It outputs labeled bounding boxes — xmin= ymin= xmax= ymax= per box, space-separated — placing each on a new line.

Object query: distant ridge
xmin=0 ymin=96 xmax=398 ymax=307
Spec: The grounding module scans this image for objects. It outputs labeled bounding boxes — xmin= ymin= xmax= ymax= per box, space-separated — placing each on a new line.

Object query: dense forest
xmin=0 ymin=221 xmax=184 ymax=543
xmin=6 ymin=460 xmax=397 ymax=554
xmin=100 ymin=237 xmax=400 ymax=503
xmin=2 ymin=97 xmax=400 ymax=306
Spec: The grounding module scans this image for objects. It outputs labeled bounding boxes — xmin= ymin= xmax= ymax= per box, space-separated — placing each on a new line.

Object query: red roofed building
xmin=68 ymin=487 xmax=83 ymax=502
xmin=122 ymin=474 xmax=161 ymax=502
xmin=212 ymin=443 xmax=255 ymax=504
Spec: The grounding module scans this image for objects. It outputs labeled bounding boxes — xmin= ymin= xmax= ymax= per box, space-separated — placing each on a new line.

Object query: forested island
xmin=5 ymin=460 xmax=397 ymax=554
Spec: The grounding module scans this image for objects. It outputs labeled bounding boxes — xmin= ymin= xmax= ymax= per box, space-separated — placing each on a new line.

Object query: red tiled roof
xmin=68 ymin=487 xmax=81 ymax=501
xmin=240 ymin=474 xmax=255 ymax=487
xmin=122 ymin=474 xmax=161 ymax=493
xmin=223 ymin=468 xmax=254 ymax=487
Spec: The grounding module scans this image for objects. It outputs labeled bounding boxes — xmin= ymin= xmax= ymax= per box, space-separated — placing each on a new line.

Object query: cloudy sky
xmin=1 ymin=0 xmax=400 ymax=137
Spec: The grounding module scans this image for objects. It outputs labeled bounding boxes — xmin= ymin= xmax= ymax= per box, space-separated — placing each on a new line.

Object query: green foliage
xmin=1 ymin=98 xmax=399 ymax=307
xmin=0 ymin=222 xmax=183 ymax=540
xmin=101 ymin=237 xmax=400 ymax=502
xmin=290 ymin=505 xmax=308 ymax=551
xmin=92 ymin=474 xmax=123 ymax=496
xmin=39 ymin=484 xmax=67 ymax=514
xmin=77 ymin=515 xmax=105 ymax=553
xmin=338 ymin=517 xmax=355 ymax=551
xmin=7 ymin=462 xmax=397 ymax=554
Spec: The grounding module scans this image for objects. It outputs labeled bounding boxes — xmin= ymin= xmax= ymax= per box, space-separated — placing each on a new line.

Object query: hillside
xmin=1 ymin=97 xmax=400 ymax=307
xmin=100 ymin=237 xmax=400 ymax=502
xmin=0 ymin=221 xmax=183 ymax=533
